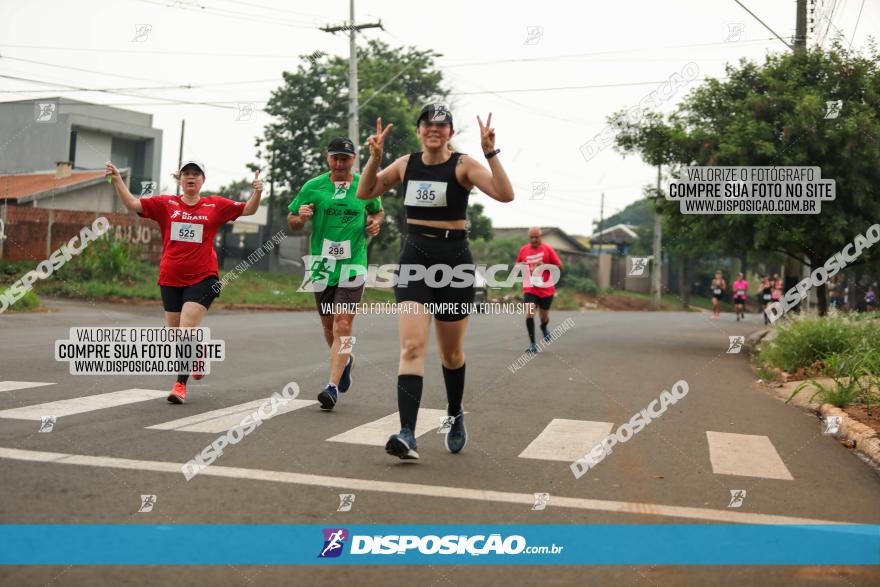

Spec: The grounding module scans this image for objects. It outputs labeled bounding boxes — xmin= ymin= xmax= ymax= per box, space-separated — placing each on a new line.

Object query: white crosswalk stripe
xmin=518 ymin=418 xmax=614 ymax=461
xmin=706 ymin=431 xmax=794 ymax=480
xmin=327 ymin=409 xmax=450 ymax=446
xmin=0 ymin=381 xmax=55 ymax=393
xmin=0 ymin=388 xmax=167 ymax=420
xmin=0 ymin=383 xmax=804 ymax=483
xmin=147 ymin=399 xmax=317 ymax=433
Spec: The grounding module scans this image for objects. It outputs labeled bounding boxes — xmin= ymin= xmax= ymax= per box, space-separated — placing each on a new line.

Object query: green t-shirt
xmin=288 ymin=172 xmax=382 ymax=287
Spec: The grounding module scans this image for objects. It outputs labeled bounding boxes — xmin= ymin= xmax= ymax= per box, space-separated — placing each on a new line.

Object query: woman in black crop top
xmin=357 ymin=104 xmax=514 ymax=461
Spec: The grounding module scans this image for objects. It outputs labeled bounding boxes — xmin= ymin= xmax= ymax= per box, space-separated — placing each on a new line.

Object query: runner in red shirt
xmin=105 ymin=160 xmax=263 ymax=404
xmin=516 ymin=227 xmax=563 ymax=353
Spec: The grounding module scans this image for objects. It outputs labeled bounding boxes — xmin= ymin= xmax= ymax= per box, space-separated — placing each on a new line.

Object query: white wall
xmin=36 ymin=183 xmax=118 ymax=213
xmin=75 ymin=129 xmax=112 ymax=169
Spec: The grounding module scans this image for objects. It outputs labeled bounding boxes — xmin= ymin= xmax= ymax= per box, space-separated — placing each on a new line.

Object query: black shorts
xmin=160 ymin=276 xmax=220 ymax=312
xmin=524 ymin=293 xmax=554 ymax=310
xmin=712 ymin=290 xmax=724 ymax=300
xmin=394 ymin=230 xmax=475 ymax=322
xmin=733 ymin=295 xmax=747 ymax=304
xmin=314 ymin=283 xmax=365 ymax=316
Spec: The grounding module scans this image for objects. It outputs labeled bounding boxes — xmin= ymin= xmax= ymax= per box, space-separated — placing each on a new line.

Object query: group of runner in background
xmin=708 ymin=270 xmax=877 ymax=323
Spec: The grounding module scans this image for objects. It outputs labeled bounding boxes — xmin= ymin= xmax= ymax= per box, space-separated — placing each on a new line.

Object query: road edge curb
xmin=817 ymin=404 xmax=880 ymax=468
xmin=748 ymin=326 xmax=880 ymax=469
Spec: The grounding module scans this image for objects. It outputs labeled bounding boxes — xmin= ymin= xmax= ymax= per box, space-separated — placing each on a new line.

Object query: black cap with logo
xmin=327 ymin=137 xmax=356 ymax=157
xmin=417 ymin=104 xmax=453 ymax=130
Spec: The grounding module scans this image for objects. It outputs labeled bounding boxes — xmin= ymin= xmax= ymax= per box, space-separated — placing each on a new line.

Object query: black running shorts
xmin=160 ymin=276 xmax=220 ymax=312
xmin=524 ymin=292 xmax=554 ymax=311
xmin=394 ymin=231 xmax=475 ymax=322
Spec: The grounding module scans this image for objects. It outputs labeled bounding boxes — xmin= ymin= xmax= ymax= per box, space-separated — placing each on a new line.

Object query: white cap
xmin=178 ymin=160 xmax=206 ymax=175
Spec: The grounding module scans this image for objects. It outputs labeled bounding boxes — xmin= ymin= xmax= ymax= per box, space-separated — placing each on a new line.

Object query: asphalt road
xmin=1 ymin=298 xmax=879 ymax=586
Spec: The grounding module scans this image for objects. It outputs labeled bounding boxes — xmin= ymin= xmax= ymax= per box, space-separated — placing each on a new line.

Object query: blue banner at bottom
xmin=1 ymin=525 xmax=878 ymax=565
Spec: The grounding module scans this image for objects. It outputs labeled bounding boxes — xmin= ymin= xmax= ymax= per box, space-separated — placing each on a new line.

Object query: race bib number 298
xmin=321 ymin=238 xmax=351 ymax=260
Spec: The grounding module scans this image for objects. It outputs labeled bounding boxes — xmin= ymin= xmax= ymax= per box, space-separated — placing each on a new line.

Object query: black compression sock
xmin=442 ymin=364 xmax=465 ymax=416
xmin=526 ymin=318 xmax=535 ymax=344
xmin=397 ymin=374 xmax=423 ymax=432
xmin=175 ymin=341 xmax=190 ymax=385
xmin=540 ymin=320 xmax=549 ymax=335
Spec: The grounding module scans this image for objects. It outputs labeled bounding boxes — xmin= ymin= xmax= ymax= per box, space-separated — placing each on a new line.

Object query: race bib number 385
xmin=404 ymin=180 xmax=448 ymax=207
xmin=171 ymin=222 xmax=203 ymax=243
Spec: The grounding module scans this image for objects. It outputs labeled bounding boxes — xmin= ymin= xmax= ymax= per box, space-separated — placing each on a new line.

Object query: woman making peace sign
xmin=357 ymin=104 xmax=514 ymax=460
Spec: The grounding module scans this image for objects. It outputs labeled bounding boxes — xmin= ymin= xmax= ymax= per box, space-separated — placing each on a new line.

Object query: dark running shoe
xmin=444 ymin=410 xmax=467 ymax=454
xmin=338 ymin=354 xmax=354 ymax=393
xmin=317 ymin=384 xmax=338 ymax=411
xmin=385 ymin=427 xmax=419 ymax=460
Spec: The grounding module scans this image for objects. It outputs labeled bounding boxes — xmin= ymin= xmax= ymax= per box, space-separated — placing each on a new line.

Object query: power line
xmin=448 ymin=79 xmax=715 ymax=96
xmin=0 ymin=77 xmax=282 ymax=93
xmin=0 ymin=50 xmax=284 ymax=96
xmin=0 ymin=54 xmax=182 ymax=86
xmin=815 ymin=0 xmax=839 ymax=45
xmin=1 ymin=56 xmax=723 ymax=104
xmin=213 ymin=0 xmax=336 ymax=20
xmin=0 ymin=54 xmax=282 ymax=107
xmin=0 ymin=37 xmax=778 ymax=65
xmin=0 ymin=84 xmax=191 ymax=93
xmin=444 ymin=69 xmax=595 ymax=125
xmin=0 ymin=77 xmax=704 ymax=103
xmin=0 ymin=74 xmax=235 ymax=110
xmin=442 ymin=38 xmax=779 ymax=68
xmin=849 ymin=0 xmax=866 ymax=50
xmin=731 ymin=0 xmax=793 ymax=50
xmin=130 ymin=0 xmax=317 ymax=29
xmin=0 ymin=44 xmax=307 ymax=59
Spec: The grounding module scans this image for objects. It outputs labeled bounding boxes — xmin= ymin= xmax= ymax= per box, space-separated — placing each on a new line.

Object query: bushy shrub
xmin=758 ymin=312 xmax=879 ymax=373
xmin=562 ymin=274 xmax=599 ymax=295
xmin=64 ymin=233 xmax=150 ymax=283
xmin=0 ymin=289 xmax=41 ymax=312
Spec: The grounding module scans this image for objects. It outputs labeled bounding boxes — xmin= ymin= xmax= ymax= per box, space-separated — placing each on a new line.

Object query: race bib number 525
xmin=171 ymin=222 xmax=203 ymax=243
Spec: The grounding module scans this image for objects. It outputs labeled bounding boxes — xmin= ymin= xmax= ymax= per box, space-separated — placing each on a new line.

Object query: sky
xmin=1 ymin=0 xmax=877 ymax=236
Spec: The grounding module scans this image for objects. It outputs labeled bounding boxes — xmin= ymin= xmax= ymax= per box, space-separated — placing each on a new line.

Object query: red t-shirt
xmin=516 ymin=243 xmax=562 ymax=298
xmin=139 ymin=195 xmax=246 ymax=287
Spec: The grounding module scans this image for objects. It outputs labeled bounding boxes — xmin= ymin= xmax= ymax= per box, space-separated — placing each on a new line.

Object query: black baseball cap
xmin=327 ymin=137 xmax=356 ymax=157
xmin=417 ymin=103 xmax=453 ymax=129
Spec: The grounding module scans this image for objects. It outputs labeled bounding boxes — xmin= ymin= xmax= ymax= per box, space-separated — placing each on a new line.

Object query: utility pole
xmin=598 ymin=192 xmax=605 ymax=251
xmin=267 ymin=150 xmax=276 ymax=236
xmin=794 ymin=0 xmax=808 ymax=51
xmin=321 ymin=0 xmax=382 ymax=172
xmin=651 ymin=165 xmax=663 ymax=309
xmin=785 ymin=0 xmax=809 ymax=308
xmin=175 ymin=119 xmax=185 ymax=195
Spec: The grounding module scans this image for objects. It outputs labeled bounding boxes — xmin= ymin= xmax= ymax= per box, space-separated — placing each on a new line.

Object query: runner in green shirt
xmin=288 ymin=137 xmax=384 ymax=411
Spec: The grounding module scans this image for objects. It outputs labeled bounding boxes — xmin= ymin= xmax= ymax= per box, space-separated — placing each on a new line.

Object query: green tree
xmin=611 ymin=42 xmax=880 ymax=314
xmin=470 ymin=236 xmax=522 ymax=267
xmin=467 ymin=202 xmax=493 ymax=241
xmin=257 ymin=39 xmax=493 ymax=255
xmin=210 ymin=178 xmax=254 ymax=200
xmin=593 ymin=198 xmax=652 ymax=232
